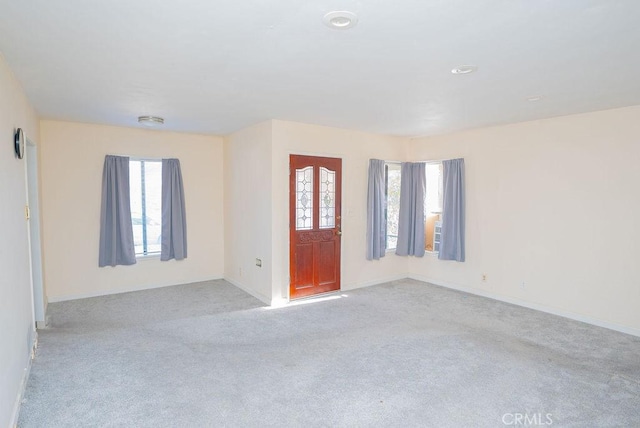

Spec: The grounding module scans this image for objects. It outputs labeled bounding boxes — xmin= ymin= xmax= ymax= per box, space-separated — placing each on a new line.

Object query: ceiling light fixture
xmin=451 ymin=65 xmax=478 ymax=75
xmin=526 ymin=96 xmax=543 ymax=102
xmin=323 ymin=11 xmax=358 ymax=30
xmin=138 ymin=116 xmax=164 ymax=127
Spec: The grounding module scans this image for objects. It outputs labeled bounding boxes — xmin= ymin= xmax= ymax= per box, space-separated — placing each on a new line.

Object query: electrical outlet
xmin=482 ymin=274 xmax=487 ymax=282
xmin=256 ymin=258 xmax=262 ymax=267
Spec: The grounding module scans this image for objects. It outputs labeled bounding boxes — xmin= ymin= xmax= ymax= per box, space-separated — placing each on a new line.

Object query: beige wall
xmin=408 ymin=106 xmax=640 ymax=335
xmin=224 ymin=119 xmax=410 ymax=304
xmin=223 ymin=121 xmax=273 ymax=303
xmin=40 ymin=121 xmax=224 ymax=301
xmin=271 ymin=120 xmax=409 ymax=303
xmin=0 ymin=54 xmax=40 ymax=427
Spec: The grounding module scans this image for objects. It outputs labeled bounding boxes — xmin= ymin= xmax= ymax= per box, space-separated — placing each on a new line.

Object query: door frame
xmin=288 ymin=154 xmax=342 ymax=300
xmin=25 ymin=138 xmax=46 ymax=326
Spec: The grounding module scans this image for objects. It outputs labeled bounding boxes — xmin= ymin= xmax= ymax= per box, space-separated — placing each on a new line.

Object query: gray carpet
xmin=18 ymin=279 xmax=640 ymax=427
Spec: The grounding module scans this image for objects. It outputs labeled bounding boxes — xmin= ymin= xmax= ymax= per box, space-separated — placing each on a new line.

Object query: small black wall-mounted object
xmin=14 ymin=128 xmax=25 ymax=159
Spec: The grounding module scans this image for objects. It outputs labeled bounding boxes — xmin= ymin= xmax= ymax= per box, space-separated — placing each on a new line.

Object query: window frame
xmin=129 ymin=158 xmax=162 ymax=257
xmin=377 ymin=159 xmax=445 ymax=256
xmin=424 ymin=161 xmax=444 ymax=254
xmin=384 ymin=161 xmax=401 ymax=252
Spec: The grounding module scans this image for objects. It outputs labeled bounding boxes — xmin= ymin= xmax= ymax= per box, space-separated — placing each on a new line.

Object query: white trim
xmin=342 ymin=274 xmax=407 ymax=291
xmin=107 ymin=155 xmax=164 ymax=161
xmin=47 ymin=276 xmax=224 ymax=302
xmin=26 ymin=142 xmax=45 ymax=324
xmin=387 ymin=159 xmax=447 ymax=165
xmin=129 ymin=157 xmax=163 ymax=162
xmin=224 ymin=277 xmax=271 ymax=305
xmin=408 ymin=274 xmax=640 ymax=338
xmin=47 ymin=272 xmax=640 ymax=337
xmin=135 ymin=253 xmax=161 ymax=260
xmin=10 ymin=330 xmax=37 ymax=427
xmin=286 ymin=149 xmax=344 ymax=159
xmin=267 ymin=274 xmax=407 ymax=306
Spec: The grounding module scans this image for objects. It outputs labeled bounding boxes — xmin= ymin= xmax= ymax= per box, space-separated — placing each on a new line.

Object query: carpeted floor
xmin=18 ymin=279 xmax=640 ymax=427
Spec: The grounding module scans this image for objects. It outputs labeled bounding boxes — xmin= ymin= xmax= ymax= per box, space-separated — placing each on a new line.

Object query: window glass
xmin=425 ymin=163 xmax=443 ymax=252
xmin=295 ymin=166 xmax=313 ymax=230
xmin=385 ymin=163 xmax=401 ymax=250
xmin=319 ymin=167 xmax=336 ymax=229
xmin=130 ymin=160 xmax=162 ymax=256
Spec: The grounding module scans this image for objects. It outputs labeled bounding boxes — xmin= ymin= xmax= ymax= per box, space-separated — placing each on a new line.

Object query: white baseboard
xmin=10 ymin=330 xmax=37 ymax=428
xmin=224 ymin=277 xmax=272 ymax=305
xmin=47 ymin=276 xmax=224 ymax=302
xmin=409 ymin=274 xmax=640 ymax=338
xmin=342 ymin=274 xmax=408 ymax=291
xmin=45 ymin=273 xmax=640 ymax=338
xmin=226 ymin=274 xmax=407 ymax=306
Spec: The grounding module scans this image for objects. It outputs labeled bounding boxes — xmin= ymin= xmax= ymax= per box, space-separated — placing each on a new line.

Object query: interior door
xmin=289 ymin=155 xmax=342 ymax=299
xmin=26 ymin=140 xmax=45 ymax=326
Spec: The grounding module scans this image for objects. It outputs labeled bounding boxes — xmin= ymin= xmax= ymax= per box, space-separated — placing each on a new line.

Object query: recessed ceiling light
xmin=138 ymin=116 xmax=164 ymax=127
xmin=323 ymin=11 xmax=358 ymax=30
xmin=526 ymin=96 xmax=543 ymax=102
xmin=451 ymin=65 xmax=478 ymax=75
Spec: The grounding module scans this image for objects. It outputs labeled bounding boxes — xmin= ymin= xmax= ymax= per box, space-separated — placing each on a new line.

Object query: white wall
xmin=271 ymin=120 xmax=409 ymax=303
xmin=39 ymin=121 xmax=225 ymax=301
xmin=408 ymin=106 xmax=640 ymax=335
xmin=0 ymin=54 xmax=40 ymax=428
xmin=223 ymin=121 xmax=274 ymax=303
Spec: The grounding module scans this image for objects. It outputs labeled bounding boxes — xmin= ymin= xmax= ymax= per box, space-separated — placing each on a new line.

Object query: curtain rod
xmin=383 ymin=159 xmax=455 ymax=165
xmin=130 ymin=156 xmax=164 ymax=161
xmin=108 ymin=154 xmax=165 ymax=161
xmin=422 ymin=159 xmax=451 ymax=164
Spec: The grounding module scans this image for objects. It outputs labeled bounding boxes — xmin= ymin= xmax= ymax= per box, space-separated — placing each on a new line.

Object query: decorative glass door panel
xmin=319 ymin=167 xmax=336 ymax=229
xmin=296 ymin=166 xmax=313 ymax=230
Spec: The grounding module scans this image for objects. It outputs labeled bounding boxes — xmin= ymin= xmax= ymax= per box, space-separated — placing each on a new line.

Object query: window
xmin=379 ymin=161 xmax=441 ymax=253
xmin=319 ymin=167 xmax=336 ymax=229
xmin=129 ymin=160 xmax=162 ymax=256
xmin=425 ymin=162 xmax=443 ymax=252
xmin=295 ymin=166 xmax=313 ymax=230
xmin=385 ymin=162 xmax=401 ymax=250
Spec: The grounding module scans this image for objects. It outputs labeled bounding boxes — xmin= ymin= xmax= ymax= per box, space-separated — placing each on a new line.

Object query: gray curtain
xmin=396 ymin=162 xmax=426 ymax=257
xmin=439 ymin=158 xmax=465 ymax=262
xmin=366 ymin=159 xmax=386 ymax=260
xmin=98 ymin=155 xmax=136 ymax=267
xmin=161 ymin=158 xmax=187 ymax=261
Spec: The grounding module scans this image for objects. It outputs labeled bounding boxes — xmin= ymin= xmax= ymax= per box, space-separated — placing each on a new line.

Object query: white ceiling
xmin=1 ymin=0 xmax=639 ymax=137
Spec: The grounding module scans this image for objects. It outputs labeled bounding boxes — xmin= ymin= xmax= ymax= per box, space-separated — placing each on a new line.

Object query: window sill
xmin=386 ymin=247 xmax=439 ymax=256
xmin=136 ymin=253 xmax=161 ymax=260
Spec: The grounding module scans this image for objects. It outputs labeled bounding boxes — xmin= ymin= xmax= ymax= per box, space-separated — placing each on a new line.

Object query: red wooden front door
xmin=289 ymin=155 xmax=342 ymax=299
